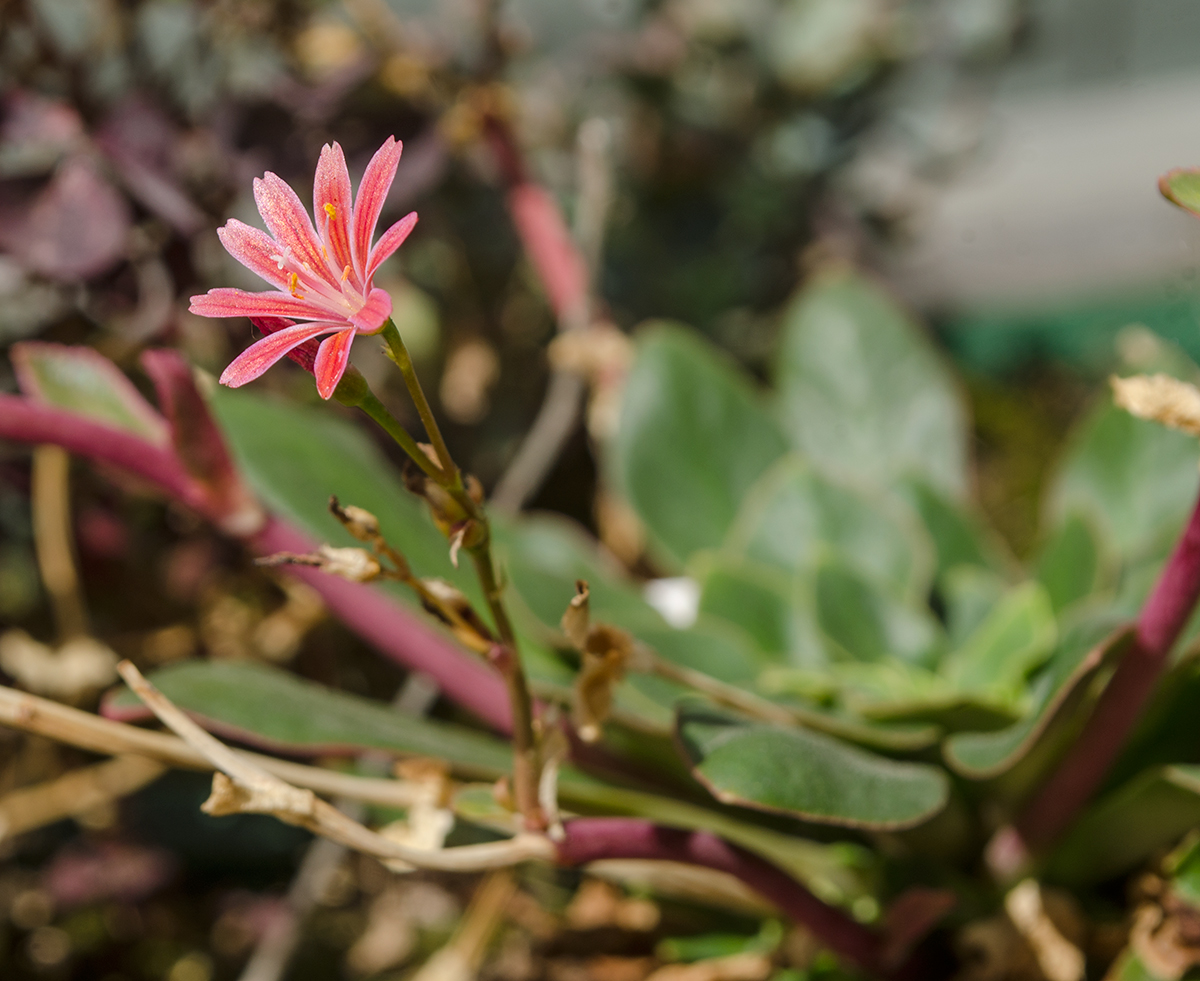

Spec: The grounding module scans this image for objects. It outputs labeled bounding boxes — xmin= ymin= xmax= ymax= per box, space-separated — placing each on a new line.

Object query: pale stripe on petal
xmin=217 ymin=220 xmax=290 ymax=290
xmin=314 ymin=143 xmax=358 ymax=289
xmin=254 ymin=173 xmax=337 ymax=286
xmin=313 ymin=328 xmax=357 ymax=399
xmin=189 ymin=287 xmax=345 ymax=322
xmin=350 ymin=136 xmax=402 ymax=282
xmin=366 ymin=212 xmax=418 ymax=281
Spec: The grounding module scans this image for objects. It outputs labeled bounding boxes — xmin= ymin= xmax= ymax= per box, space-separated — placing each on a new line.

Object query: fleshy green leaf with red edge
xmin=943 ymin=620 xmax=1132 ymax=779
xmin=1160 ymin=167 xmax=1200 ymax=217
xmin=675 ymin=699 xmax=950 ymax=830
xmin=140 ymin=350 xmax=262 ymax=536
xmin=104 ymin=659 xmax=513 ymax=778
xmin=11 ymin=342 xmax=168 ymax=444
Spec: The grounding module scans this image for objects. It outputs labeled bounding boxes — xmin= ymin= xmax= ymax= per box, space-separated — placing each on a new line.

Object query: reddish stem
xmin=1017 ymin=490 xmax=1200 ymax=849
xmin=0 ymin=394 xmax=514 ymax=734
xmin=556 ymin=818 xmax=885 ymax=975
xmin=0 ymin=395 xmax=202 ymax=513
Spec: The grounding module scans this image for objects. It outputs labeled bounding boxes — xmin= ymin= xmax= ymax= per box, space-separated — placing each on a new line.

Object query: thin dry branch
xmin=0 ymin=754 xmax=166 ymax=841
xmin=0 ymin=683 xmax=429 ymax=809
xmin=116 ymin=662 xmax=554 ymax=872
xmin=409 ymin=870 xmax=516 ymax=981
xmin=32 ymin=445 xmax=88 ymax=641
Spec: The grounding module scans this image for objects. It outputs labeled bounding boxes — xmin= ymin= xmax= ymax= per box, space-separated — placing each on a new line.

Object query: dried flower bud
xmin=420 ymin=577 xmax=496 ymax=651
xmin=316 ymin=545 xmax=381 ymax=582
xmin=1111 ymin=373 xmax=1200 ymax=437
xmin=572 ymin=622 xmax=635 ymax=743
xmin=561 ymin=580 xmax=590 ymax=650
xmin=330 ymin=496 xmax=381 ymax=542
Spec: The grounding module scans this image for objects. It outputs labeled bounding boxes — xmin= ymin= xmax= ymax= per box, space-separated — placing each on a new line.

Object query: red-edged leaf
xmin=140 ymin=349 xmax=264 ymax=536
xmin=12 ymin=342 xmax=168 ymax=444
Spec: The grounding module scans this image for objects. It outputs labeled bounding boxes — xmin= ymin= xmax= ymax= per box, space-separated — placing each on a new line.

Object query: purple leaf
xmin=0 ymin=156 xmax=130 ymax=281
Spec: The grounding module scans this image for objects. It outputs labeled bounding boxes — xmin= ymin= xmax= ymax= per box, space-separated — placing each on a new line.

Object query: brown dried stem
xmin=115 ymin=661 xmax=553 ymax=871
xmin=0 ymin=682 xmax=456 ymax=807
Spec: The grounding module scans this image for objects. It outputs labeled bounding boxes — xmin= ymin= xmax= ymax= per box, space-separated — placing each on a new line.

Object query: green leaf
xmin=941 ymin=566 xmax=1008 ymax=649
xmin=1045 ymin=398 xmax=1200 ymax=565
xmin=211 ymin=387 xmax=472 ymax=595
xmin=1165 ymin=832 xmax=1200 ymax=908
xmin=696 ymin=555 xmax=827 ymax=668
xmin=815 ymin=558 xmax=943 ymax=665
xmin=558 ymin=771 xmax=880 ymax=910
xmin=497 ymin=512 xmax=651 ymax=632
xmin=1034 ymin=513 xmax=1106 ymax=614
xmin=1160 ymin=167 xmax=1200 ymax=217
xmin=1048 ymin=765 xmax=1200 ymax=884
xmin=499 ymin=513 xmax=766 ymax=688
xmin=12 ymin=342 xmax=168 ymax=444
xmin=897 ymin=479 xmax=1009 ymax=583
xmin=833 ymin=660 xmax=1016 ymax=732
xmin=105 ymin=660 xmax=513 ymax=778
xmin=944 ymin=622 xmax=1132 ymax=778
xmin=726 ymin=456 xmax=932 ymax=599
xmin=676 ymin=700 xmax=949 ymax=829
xmin=614 ymin=323 xmax=788 ymax=569
xmin=775 ymin=270 xmax=969 ymax=500
xmin=108 ymin=664 xmax=878 ymax=911
xmin=940 ymin=582 xmax=1057 ymax=698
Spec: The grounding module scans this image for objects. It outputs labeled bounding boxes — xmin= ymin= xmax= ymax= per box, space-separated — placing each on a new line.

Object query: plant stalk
xmin=1016 ymin=490 xmax=1200 ymax=849
xmin=355 ymin=391 xmax=445 ymax=484
xmin=376 ymin=318 xmax=544 ymax=828
xmin=380 ymin=320 xmax=456 ymax=479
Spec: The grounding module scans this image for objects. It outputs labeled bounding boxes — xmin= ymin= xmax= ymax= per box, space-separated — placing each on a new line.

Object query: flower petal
xmin=366 ymin=211 xmax=418 ymax=281
xmin=313 ymin=328 xmax=357 ymax=399
xmin=314 ymin=142 xmax=358 ymax=288
xmin=348 ymin=287 xmax=392 ymax=333
xmin=190 ymin=287 xmax=343 ymax=323
xmin=351 ymin=136 xmax=402 ymax=282
xmin=254 ymin=172 xmax=337 ymax=286
xmin=249 ymin=316 xmax=319 ymax=373
xmin=216 ymin=220 xmax=289 ymax=290
xmin=219 ymin=321 xmax=343 ymax=389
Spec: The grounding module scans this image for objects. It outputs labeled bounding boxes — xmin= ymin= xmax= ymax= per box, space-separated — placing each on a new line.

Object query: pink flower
xmin=190 ymin=137 xmax=417 ymax=399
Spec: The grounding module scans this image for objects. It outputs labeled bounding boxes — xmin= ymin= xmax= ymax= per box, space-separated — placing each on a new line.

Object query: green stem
xmin=471 ymin=548 xmax=543 ymax=827
xmin=356 ymin=392 xmax=445 ymax=485
xmin=373 ymin=318 xmax=543 ymax=828
xmin=380 ymin=320 xmax=456 ymax=480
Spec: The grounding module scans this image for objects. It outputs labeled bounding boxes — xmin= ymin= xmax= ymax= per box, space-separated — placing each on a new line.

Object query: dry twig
xmin=0 ymin=754 xmax=166 ymax=841
xmin=115 ymin=661 xmax=553 ymax=872
xmin=0 ymin=682 xmax=453 ymax=807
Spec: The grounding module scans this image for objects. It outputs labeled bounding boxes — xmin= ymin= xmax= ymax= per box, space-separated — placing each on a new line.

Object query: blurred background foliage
xmin=6 ymin=0 xmax=1200 ymax=978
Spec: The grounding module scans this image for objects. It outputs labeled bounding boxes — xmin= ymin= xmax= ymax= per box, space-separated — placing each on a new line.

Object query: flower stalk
xmin=372 ymin=317 xmax=544 ymax=829
xmin=1016 ymin=488 xmax=1200 ymax=850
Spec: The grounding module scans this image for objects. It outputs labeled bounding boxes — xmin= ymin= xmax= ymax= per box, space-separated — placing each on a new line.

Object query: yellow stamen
xmin=341 ymin=264 xmax=351 ymax=283
xmin=324 ymin=203 xmax=337 ymax=220
xmin=289 ymin=272 xmax=304 ymax=298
